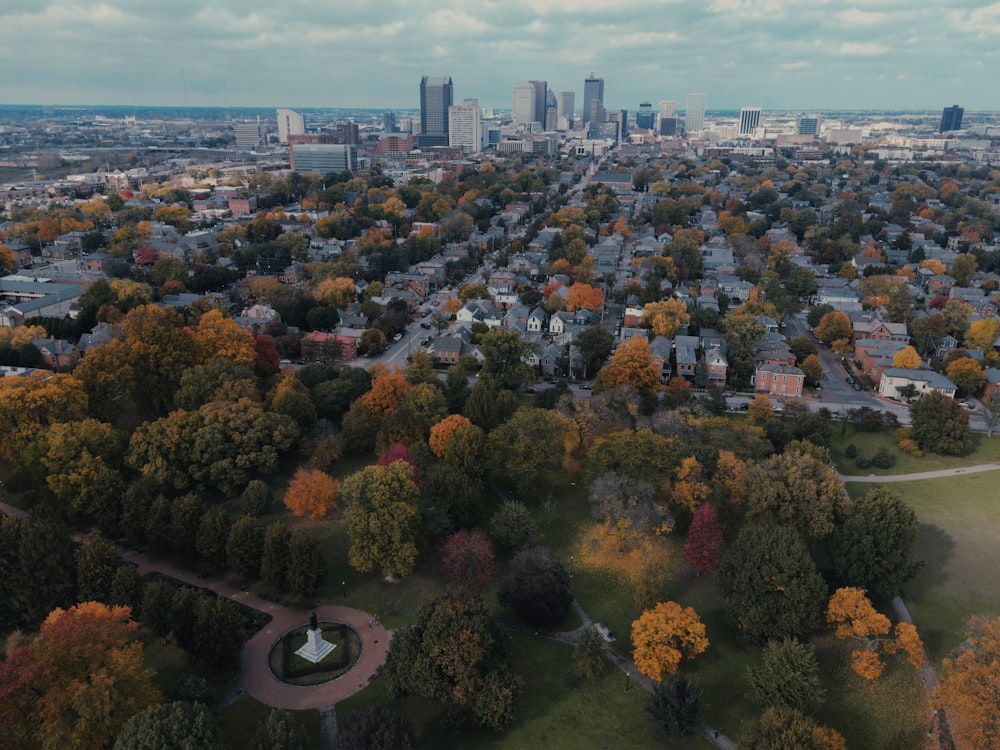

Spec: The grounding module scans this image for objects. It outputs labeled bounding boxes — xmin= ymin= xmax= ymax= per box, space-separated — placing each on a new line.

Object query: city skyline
xmin=0 ymin=1 xmax=997 ymax=111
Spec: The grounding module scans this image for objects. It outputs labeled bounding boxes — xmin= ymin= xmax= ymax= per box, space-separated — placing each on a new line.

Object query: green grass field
xmin=847 ymin=472 xmax=1000 ymax=662
xmin=832 ymin=429 xmax=1000 ymax=476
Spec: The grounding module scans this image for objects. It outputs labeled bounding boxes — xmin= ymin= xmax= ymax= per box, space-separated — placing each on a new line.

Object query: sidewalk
xmin=840 ymin=462 xmax=1000 ymax=483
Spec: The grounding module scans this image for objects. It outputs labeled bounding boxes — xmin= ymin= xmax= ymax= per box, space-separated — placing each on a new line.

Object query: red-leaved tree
xmin=438 ymin=528 xmax=495 ymax=592
xmin=684 ymin=503 xmax=723 ymax=573
xmin=377 ymin=443 xmax=422 ymax=486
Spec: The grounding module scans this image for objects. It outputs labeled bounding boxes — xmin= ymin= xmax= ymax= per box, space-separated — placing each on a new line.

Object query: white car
xmin=960 ymin=401 xmax=975 ymax=410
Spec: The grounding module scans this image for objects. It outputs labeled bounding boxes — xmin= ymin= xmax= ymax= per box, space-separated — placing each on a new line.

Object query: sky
xmin=1 ymin=0 xmax=998 ymax=112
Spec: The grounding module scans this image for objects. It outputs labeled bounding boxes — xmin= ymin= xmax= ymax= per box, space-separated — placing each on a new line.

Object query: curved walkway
xmin=840 ymin=462 xmax=1000 ymax=483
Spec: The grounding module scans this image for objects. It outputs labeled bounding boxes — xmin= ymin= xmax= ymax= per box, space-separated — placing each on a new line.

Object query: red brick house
xmin=753 ymin=364 xmax=805 ymax=398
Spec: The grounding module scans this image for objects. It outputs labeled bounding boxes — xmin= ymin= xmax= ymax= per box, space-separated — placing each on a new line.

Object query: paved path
xmin=0 ymin=499 xmax=390 ymax=712
xmin=840 ymin=462 xmax=1000 ymax=483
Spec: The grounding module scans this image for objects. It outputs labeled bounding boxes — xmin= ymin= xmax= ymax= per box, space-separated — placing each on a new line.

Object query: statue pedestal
xmin=295 ymin=626 xmax=336 ymax=664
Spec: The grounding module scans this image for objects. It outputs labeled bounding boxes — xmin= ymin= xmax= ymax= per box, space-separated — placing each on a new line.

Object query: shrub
xmin=898 ymin=438 xmax=923 ymax=457
xmin=844 ymin=443 xmax=858 ymax=459
xmin=854 ymin=454 xmax=871 ymax=469
xmin=240 ymin=480 xmax=272 ymax=517
xmin=871 ymin=446 xmax=896 ymax=469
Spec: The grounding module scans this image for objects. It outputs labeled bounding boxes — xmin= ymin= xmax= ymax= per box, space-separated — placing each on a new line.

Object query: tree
xmin=429 ymin=413 xmax=474 ymax=457
xmin=565 ymin=283 xmax=604 ymax=312
xmin=722 ymin=314 xmax=767 ymax=384
xmin=671 ymin=456 xmax=710 ymax=513
xmin=252 ymin=708 xmax=309 ymax=750
xmin=647 ymin=674 xmax=702 ymax=738
xmin=283 ymin=466 xmax=339 ymax=519
xmin=226 ymin=515 xmax=263 ymax=580
xmin=747 ymin=394 xmax=774 ymax=422
xmin=8 ymin=510 xmax=78 ymax=629
xmin=789 ymin=336 xmax=818 ymax=364
xmin=194 ymin=309 xmax=256 ymax=368
xmin=490 ymin=500 xmax=542 ymax=552
xmin=498 ymin=546 xmax=572 ymax=628
xmin=260 ymin=522 xmax=292 ymax=591
xmin=910 ymin=390 xmax=971 ymax=454
xmin=948 ymin=357 xmax=985 ymax=394
xmin=357 ymin=328 xmax=387 ymax=356
xmin=286 ymin=530 xmax=326 ymax=597
xmin=74 ymin=532 xmax=123 ymax=603
xmin=831 ymin=486 xmax=922 ymax=600
xmin=333 ymin=707 xmax=416 ymax=750
xmin=479 ymin=328 xmax=536 ymax=390
xmin=826 ymin=587 xmax=924 ymax=679
xmin=439 ymin=528 xmax=495 ymax=592
xmin=950 ymin=252 xmax=978 ymax=286
xmin=269 ymin=376 xmax=317 ymax=436
xmin=487 ymin=407 xmax=567 ymax=497
xmin=463 ymin=380 xmax=518 ymax=431
xmin=241 ymin=479 xmax=273 ymax=516
xmin=342 ymin=461 xmax=422 ymax=579
xmin=800 ymin=354 xmax=823 ymax=384
xmin=574 ymin=325 xmax=615 ymax=376
xmin=684 ymin=503 xmax=723 ymax=573
xmin=813 ymin=311 xmax=852 ymax=345
xmin=741 ymin=706 xmax=846 ymax=750
xmin=642 ymin=299 xmax=690 ymax=338
xmin=748 ymin=637 xmax=825 ymax=712
xmin=892 ymin=345 xmax=922 ymax=369
xmin=589 ymin=473 xmax=670 ymax=544
xmin=935 ymin=614 xmax=1000 ymax=750
xmin=574 ymin=625 xmax=608 ymax=679
xmin=631 ymin=601 xmax=709 ymax=682
xmin=196 ymin=507 xmax=231 ymax=568
xmin=717 ymin=525 xmax=827 ymax=644
xmin=594 ymin=336 xmax=662 ymax=396
xmin=965 ymin=318 xmax=1000 ymax=352
xmin=384 ymin=591 xmax=522 ymax=730
xmin=114 ymin=702 xmax=223 ymax=750
xmin=0 ymin=602 xmax=161 ymax=750
xmin=193 ymin=595 xmax=246 ymax=666
xmin=361 ymin=369 xmax=410 ymax=421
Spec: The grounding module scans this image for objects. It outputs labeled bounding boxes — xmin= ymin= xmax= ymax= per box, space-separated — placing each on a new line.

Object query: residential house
xmin=878 ymin=368 xmax=957 ymax=400
xmin=754 ymin=364 xmax=806 ymax=398
xmin=648 ymin=337 xmax=673 ymax=382
xmin=300 ymin=330 xmax=359 ymax=363
xmin=851 ymin=315 xmax=909 ymax=344
xmin=234 ymin=303 xmax=280 ymax=336
xmin=675 ymin=335 xmax=699 ymax=380
xmin=705 ymin=346 xmax=728 ymax=386
xmin=33 ymin=338 xmax=80 ymax=371
xmin=432 ymin=336 xmax=464 ymax=365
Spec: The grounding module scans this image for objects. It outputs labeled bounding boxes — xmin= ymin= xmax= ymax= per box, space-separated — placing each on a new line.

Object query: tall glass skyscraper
xmin=419 ymin=76 xmax=453 ymax=146
xmin=685 ymin=92 xmax=707 ymax=134
xmin=940 ymin=105 xmax=964 ymax=133
xmin=583 ymin=73 xmax=604 ymax=125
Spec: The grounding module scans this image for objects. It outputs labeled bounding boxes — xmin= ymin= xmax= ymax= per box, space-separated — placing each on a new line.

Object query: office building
xmin=619 ymin=109 xmax=629 ymax=140
xmin=556 ymin=91 xmax=575 ymax=130
xmin=449 ymin=98 xmax=481 ymax=153
xmin=739 ymin=107 xmax=761 ymax=136
xmin=512 ymin=81 xmax=536 ymax=125
xmin=797 ymin=117 xmax=820 ymax=136
xmin=276 ymin=109 xmax=304 ymax=144
xmin=545 ymin=89 xmax=558 ymax=130
xmin=583 ymin=73 xmax=604 ymax=125
xmin=659 ymin=118 xmax=678 ymax=136
xmin=234 ymin=119 xmax=264 ymax=149
xmin=588 ymin=99 xmax=606 ymax=125
xmin=636 ymin=102 xmax=654 ymax=130
xmin=290 ymin=144 xmax=357 ymax=174
xmin=685 ymin=92 xmax=707 ymax=134
xmin=336 ymin=122 xmax=360 ymax=145
xmin=419 ymin=75 xmax=453 ymax=147
xmin=383 ymin=111 xmax=397 ymax=132
xmin=940 ymin=105 xmax=964 ymax=133
xmin=659 ymin=100 xmax=676 ymax=119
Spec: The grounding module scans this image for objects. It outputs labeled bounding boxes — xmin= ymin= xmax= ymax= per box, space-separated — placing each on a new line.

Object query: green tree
xmin=574 ymin=325 xmax=615 ymax=377
xmin=748 ymin=637 xmax=825 ymax=712
xmin=479 ymin=328 xmax=537 ymax=390
xmin=286 ymin=530 xmax=326 ymax=597
xmin=260 ymin=522 xmax=291 ymax=591
xmin=384 ymin=591 xmax=522 ymax=731
xmin=947 ymin=357 xmax=985 ymax=394
xmin=226 ymin=515 xmax=263 ymax=580
xmin=498 ymin=546 xmax=572 ymax=627
xmin=646 ymin=674 xmax=702 ymax=738
xmin=574 ymin=625 xmax=608 ymax=679
xmin=741 ymin=706 xmax=844 ymax=750
xmin=489 ymin=500 xmax=542 ymax=553
xmin=333 ymin=707 xmax=416 ymax=750
xmin=193 ymin=595 xmax=245 ymax=666
xmin=342 ymin=461 xmax=422 ymax=579
xmin=831 ymin=486 xmax=922 ymax=600
xmin=11 ymin=510 xmax=77 ymax=628
xmin=463 ymin=380 xmax=518 ymax=431
xmin=722 ymin=314 xmax=767 ymax=384
xmin=950 ymin=253 xmax=978 ymax=286
xmin=240 ymin=479 xmax=272 ymax=516
xmin=196 ymin=507 xmax=231 ymax=568
xmin=253 ymin=708 xmax=310 ymax=750
xmin=717 ymin=525 xmax=827 ymax=644
xmin=910 ymin=390 xmax=972 ymax=455
xmin=75 ymin=532 xmax=122 ymax=603
xmin=487 ymin=407 xmax=567 ymax=497
xmin=114 ymin=701 xmax=224 ymax=750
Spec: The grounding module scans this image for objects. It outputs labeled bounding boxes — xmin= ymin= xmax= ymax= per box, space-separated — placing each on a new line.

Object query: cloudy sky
xmin=1 ymin=0 xmax=997 ymax=112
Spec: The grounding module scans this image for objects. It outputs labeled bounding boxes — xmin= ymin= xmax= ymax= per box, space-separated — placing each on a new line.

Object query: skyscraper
xmin=449 ymin=98 xmax=481 ymax=153
xmin=419 ymin=75 xmax=453 ymax=147
xmin=739 ymin=107 xmax=761 ymax=136
xmin=685 ymin=92 xmax=707 ymax=134
xmin=940 ymin=105 xmax=964 ymax=133
xmin=276 ymin=108 xmax=304 ymax=144
xmin=556 ymin=91 xmax=575 ymax=130
xmin=659 ymin=100 xmax=676 ymax=119
xmin=512 ymin=81 xmax=536 ymax=125
xmin=383 ymin=111 xmax=397 ymax=132
xmin=583 ymin=73 xmax=604 ymax=125
xmin=636 ymin=102 xmax=654 ymax=130
xmin=797 ymin=117 xmax=820 ymax=136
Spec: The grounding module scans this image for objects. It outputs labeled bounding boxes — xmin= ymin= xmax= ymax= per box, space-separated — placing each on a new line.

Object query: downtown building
xmin=739 ymin=107 xmax=762 ymax=136
xmin=418 ymin=75 xmax=453 ymax=147
xmin=290 ymin=143 xmax=358 ymax=174
xmin=449 ymin=98 xmax=481 ymax=153
xmin=940 ymin=105 xmax=964 ymax=133
xmin=582 ymin=73 xmax=604 ymax=125
xmin=512 ymin=80 xmax=547 ymax=127
xmin=276 ymin=109 xmax=304 ymax=144
xmin=685 ymin=92 xmax=707 ymax=134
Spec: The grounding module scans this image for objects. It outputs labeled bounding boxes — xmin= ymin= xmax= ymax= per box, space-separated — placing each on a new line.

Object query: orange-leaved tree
xmin=565 ymin=283 xmax=605 ymax=312
xmin=429 ymin=413 xmax=473 ymax=458
xmin=642 ymin=299 xmax=690 ymax=338
xmin=593 ymin=336 xmax=662 ymax=396
xmin=361 ymin=368 xmax=410 ymax=421
xmin=825 ymin=587 xmax=924 ymax=679
xmin=935 ymin=614 xmax=1000 ymax=749
xmin=283 ymin=466 xmax=339 ymax=519
xmin=631 ymin=601 xmax=709 ymax=682
xmin=671 ymin=456 xmax=710 ymax=513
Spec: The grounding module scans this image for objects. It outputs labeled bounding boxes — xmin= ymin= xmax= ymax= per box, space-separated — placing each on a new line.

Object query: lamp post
xmin=625 ymin=671 xmax=631 ymax=692
xmin=341 ymin=580 xmax=346 ymax=599
xmin=570 ymin=555 xmax=574 ymax=577
xmin=926 ymin=708 xmax=938 ymax=738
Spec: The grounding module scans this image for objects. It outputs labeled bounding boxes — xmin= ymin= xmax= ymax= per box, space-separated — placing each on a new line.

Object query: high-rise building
xmin=659 ymin=100 xmax=676 ymax=119
xmin=636 ymin=102 xmax=654 ymax=130
xmin=940 ymin=105 xmax=964 ymax=133
xmin=419 ymin=75 xmax=453 ymax=147
xmin=383 ymin=111 xmax=397 ymax=132
xmin=276 ymin=109 xmax=304 ymax=144
xmin=545 ymin=89 xmax=558 ymax=131
xmin=449 ymin=98 xmax=481 ymax=153
xmin=556 ymin=91 xmax=575 ymax=130
xmin=234 ymin=119 xmax=264 ymax=149
xmin=685 ymin=92 xmax=707 ymax=134
xmin=797 ymin=117 xmax=820 ymax=136
xmin=659 ymin=118 xmax=678 ymax=136
xmin=739 ymin=107 xmax=761 ymax=136
xmin=336 ymin=122 xmax=360 ymax=145
xmin=619 ymin=109 xmax=629 ymax=141
xmin=588 ymin=99 xmax=606 ymax=125
xmin=583 ymin=73 xmax=604 ymax=125
xmin=290 ymin=144 xmax=357 ymax=174
xmin=512 ymin=81 xmax=535 ymax=125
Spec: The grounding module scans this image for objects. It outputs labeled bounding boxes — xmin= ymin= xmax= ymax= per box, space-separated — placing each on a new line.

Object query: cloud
xmin=838 ymin=41 xmax=889 ymax=56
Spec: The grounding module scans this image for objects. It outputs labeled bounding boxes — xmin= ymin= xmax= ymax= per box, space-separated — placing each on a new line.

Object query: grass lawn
xmin=832 ymin=429 xmax=1000 ymax=477
xmin=218 ymin=697 xmax=321 ymax=749
xmin=847 ymin=473 xmax=1000 ymax=662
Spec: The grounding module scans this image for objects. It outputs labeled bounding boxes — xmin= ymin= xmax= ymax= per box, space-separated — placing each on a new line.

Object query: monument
xmin=295 ymin=611 xmax=336 ymax=664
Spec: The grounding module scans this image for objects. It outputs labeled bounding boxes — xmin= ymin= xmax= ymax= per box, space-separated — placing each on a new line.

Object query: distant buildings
xmin=512 ymin=80 xmax=547 ymax=127
xmin=419 ymin=75 xmax=453 ymax=147
xmin=659 ymin=100 xmax=676 ymax=119
xmin=290 ymin=143 xmax=357 ymax=174
xmin=739 ymin=107 xmax=762 ymax=136
xmin=797 ymin=116 xmax=820 ymax=136
xmin=940 ymin=105 xmax=964 ymax=133
xmin=383 ymin=111 xmax=397 ymax=132
xmin=556 ymin=91 xmax=575 ymax=130
xmin=276 ymin=109 xmax=304 ymax=144
xmin=582 ymin=73 xmax=604 ymax=125
xmin=635 ymin=102 xmax=654 ymax=130
xmin=449 ymin=98 xmax=481 ymax=153
xmin=685 ymin=92 xmax=707 ymax=133
xmin=233 ymin=119 xmax=264 ymax=149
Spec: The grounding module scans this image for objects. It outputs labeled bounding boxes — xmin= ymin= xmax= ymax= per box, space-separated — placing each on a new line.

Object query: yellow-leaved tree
xmin=642 ymin=299 xmax=690 ymax=339
xmin=892 ymin=345 xmax=922 ymax=370
xmin=935 ymin=614 xmax=1000 ymax=750
xmin=825 ymin=587 xmax=924 ymax=680
xmin=593 ymin=336 xmax=662 ymax=396
xmin=283 ymin=466 xmax=339 ymax=519
xmin=631 ymin=601 xmax=709 ymax=682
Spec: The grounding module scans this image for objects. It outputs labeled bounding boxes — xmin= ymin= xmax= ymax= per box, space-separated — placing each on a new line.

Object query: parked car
xmin=393 ymin=332 xmax=403 ymax=343
xmin=960 ymin=401 xmax=975 ymax=410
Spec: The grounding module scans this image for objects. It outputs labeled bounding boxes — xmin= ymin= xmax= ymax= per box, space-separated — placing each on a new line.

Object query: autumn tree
xmin=964 ymin=317 xmax=1000 ymax=352
xmin=892 ymin=345 xmax=922 ymax=369
xmin=565 ymin=283 xmax=605 ymax=312
xmin=747 ymin=394 xmax=774 ymax=422
xmin=826 ymin=587 xmax=924 ymax=679
xmin=194 ymin=309 xmax=256 ymax=368
xmin=684 ymin=502 xmax=723 ymax=573
xmin=748 ymin=637 xmax=825 ymax=712
xmin=438 ymin=528 xmax=495 ymax=592
xmin=631 ymin=601 xmax=709 ymax=682
xmin=717 ymin=525 xmax=827 ymax=644
xmin=42 ymin=417 xmax=126 ymax=525
xmin=593 ymin=336 xmax=662 ymax=396
xmin=589 ymin=473 xmax=671 ymax=545
xmin=283 ymin=466 xmax=339 ymax=519
xmin=741 ymin=706 xmax=846 ymax=750
xmin=831 ymin=486 xmax=922 ymax=600
xmin=947 ymin=357 xmax=985 ymax=394
xmin=342 ymin=461 xmax=422 ymax=580
xmin=384 ymin=591 xmax=522 ymax=730
xmin=935 ymin=614 xmax=1000 ymax=749
xmin=642 ymin=299 xmax=691 ymax=339
xmin=800 ymin=354 xmax=823 ymax=384
xmin=0 ymin=602 xmax=160 ymax=750
xmin=671 ymin=456 xmax=710 ymax=513
xmin=498 ymin=546 xmax=572 ymax=627
xmin=813 ymin=310 xmax=853 ymax=345
xmin=910 ymin=390 xmax=971 ymax=454
xmin=269 ymin=375 xmax=318 ymax=436
xmin=361 ymin=368 xmax=410 ymax=421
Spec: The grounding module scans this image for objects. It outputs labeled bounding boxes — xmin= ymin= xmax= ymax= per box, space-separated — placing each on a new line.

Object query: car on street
xmin=960 ymin=401 xmax=975 ymax=410
xmin=393 ymin=332 xmax=403 ymax=343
